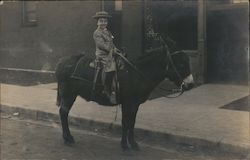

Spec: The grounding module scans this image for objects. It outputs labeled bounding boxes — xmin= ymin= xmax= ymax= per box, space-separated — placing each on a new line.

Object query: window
xmin=115 ymin=0 xmax=122 ymax=11
xmin=233 ymin=0 xmax=248 ymax=3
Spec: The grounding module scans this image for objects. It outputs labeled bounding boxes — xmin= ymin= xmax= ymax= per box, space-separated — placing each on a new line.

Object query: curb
xmin=1 ymin=104 xmax=249 ymax=155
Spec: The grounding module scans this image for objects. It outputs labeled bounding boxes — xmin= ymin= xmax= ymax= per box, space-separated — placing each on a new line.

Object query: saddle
xmin=91 ymin=59 xmax=121 ymax=105
xmin=71 ymin=55 xmax=124 ymax=105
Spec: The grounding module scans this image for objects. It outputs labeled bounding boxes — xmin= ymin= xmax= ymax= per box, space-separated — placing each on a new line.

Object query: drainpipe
xmin=101 ymin=0 xmax=104 ymax=11
xmin=197 ymin=0 xmax=207 ymax=84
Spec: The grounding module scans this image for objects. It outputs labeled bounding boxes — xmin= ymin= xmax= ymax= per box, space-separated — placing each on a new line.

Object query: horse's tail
xmin=56 ymin=82 xmax=61 ymax=107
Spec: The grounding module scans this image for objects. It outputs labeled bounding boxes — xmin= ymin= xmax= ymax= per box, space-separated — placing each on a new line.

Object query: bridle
xmin=158 ymin=36 xmax=186 ymax=98
xmin=116 ymin=35 xmax=187 ymax=98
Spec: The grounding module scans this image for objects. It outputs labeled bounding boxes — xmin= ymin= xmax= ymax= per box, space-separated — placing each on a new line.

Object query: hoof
xmin=131 ymin=143 xmax=140 ymax=151
xmin=63 ymin=135 xmax=75 ymax=145
xmin=128 ymin=140 xmax=140 ymax=151
xmin=121 ymin=142 xmax=130 ymax=152
xmin=122 ymin=146 xmax=130 ymax=152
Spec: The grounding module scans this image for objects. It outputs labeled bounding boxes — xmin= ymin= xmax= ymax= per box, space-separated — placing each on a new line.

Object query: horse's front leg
xmin=59 ymin=95 xmax=76 ymax=145
xmin=121 ymin=104 xmax=130 ymax=151
xmin=127 ymin=104 xmax=140 ymax=151
xmin=121 ymin=103 xmax=140 ymax=151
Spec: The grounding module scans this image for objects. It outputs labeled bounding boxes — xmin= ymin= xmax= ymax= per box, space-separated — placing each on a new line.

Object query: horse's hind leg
xmin=59 ymin=95 xmax=76 ymax=145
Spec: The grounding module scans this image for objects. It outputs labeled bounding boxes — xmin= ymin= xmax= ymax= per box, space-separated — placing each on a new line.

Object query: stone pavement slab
xmin=0 ymin=83 xmax=249 ymax=153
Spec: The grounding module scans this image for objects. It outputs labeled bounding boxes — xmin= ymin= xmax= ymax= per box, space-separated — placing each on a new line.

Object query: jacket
xmin=93 ymin=28 xmax=116 ymax=72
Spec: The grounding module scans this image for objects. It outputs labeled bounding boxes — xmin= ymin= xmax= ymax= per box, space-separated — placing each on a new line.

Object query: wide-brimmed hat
xmin=92 ymin=11 xmax=111 ymax=19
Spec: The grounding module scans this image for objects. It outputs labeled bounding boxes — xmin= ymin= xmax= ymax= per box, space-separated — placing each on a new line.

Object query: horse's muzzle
xmin=182 ymin=74 xmax=194 ymax=91
xmin=182 ymin=82 xmax=194 ymax=91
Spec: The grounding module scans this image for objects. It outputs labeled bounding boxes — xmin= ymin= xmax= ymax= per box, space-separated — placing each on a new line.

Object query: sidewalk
xmin=1 ymin=83 xmax=249 ymax=154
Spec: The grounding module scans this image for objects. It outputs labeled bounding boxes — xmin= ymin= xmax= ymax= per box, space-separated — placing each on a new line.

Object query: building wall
xmin=147 ymin=1 xmax=248 ymax=84
xmin=121 ymin=1 xmax=144 ymax=60
xmin=0 ymin=1 xmax=248 ymax=84
xmin=0 ymin=1 xmax=144 ymax=71
xmin=0 ymin=1 xmax=101 ymax=71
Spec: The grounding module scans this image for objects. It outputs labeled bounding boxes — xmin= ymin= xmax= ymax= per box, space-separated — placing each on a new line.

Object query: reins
xmin=158 ymin=36 xmax=186 ymax=98
xmin=159 ymin=36 xmax=184 ymax=83
xmin=115 ymin=36 xmax=186 ymax=98
xmin=157 ymin=82 xmax=185 ymax=98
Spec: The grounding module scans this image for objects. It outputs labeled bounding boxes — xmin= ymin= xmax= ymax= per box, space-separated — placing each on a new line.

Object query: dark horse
xmin=55 ymin=46 xmax=194 ymax=151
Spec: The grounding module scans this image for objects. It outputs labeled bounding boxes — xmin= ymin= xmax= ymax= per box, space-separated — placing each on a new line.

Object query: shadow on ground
xmin=220 ymin=95 xmax=249 ymax=112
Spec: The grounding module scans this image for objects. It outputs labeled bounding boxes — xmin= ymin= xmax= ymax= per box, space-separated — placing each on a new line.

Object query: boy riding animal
xmin=55 ymin=11 xmax=194 ymax=151
xmin=92 ymin=11 xmax=122 ymax=104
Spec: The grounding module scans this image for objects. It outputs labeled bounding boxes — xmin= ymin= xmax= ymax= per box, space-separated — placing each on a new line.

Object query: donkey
xmin=55 ymin=46 xmax=194 ymax=151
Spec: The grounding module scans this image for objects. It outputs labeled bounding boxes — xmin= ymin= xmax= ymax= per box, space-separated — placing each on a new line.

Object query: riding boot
xmin=103 ymin=72 xmax=117 ymax=104
xmin=110 ymin=91 xmax=117 ymax=104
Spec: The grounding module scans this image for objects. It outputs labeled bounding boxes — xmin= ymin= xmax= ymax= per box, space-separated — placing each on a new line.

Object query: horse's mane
xmin=134 ymin=47 xmax=165 ymax=66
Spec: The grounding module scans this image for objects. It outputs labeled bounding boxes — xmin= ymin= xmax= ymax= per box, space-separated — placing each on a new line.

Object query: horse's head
xmin=165 ymin=51 xmax=194 ymax=91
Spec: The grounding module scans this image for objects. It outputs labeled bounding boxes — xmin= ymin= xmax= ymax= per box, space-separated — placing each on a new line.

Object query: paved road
xmin=0 ymin=115 xmax=247 ymax=160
